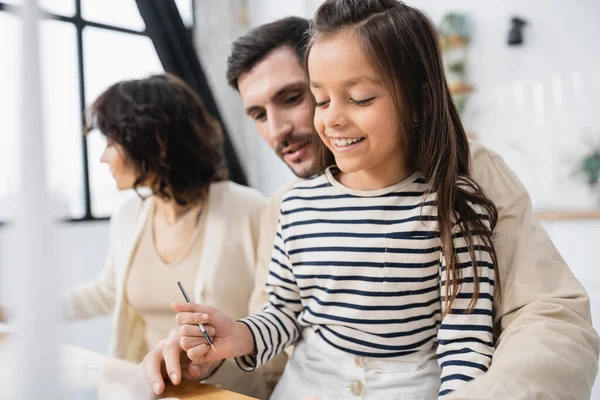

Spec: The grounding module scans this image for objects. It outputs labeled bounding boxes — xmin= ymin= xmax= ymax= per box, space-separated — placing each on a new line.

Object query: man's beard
xmin=274 ymin=132 xmax=317 ymax=178
xmin=274 ymin=132 xmax=315 ymax=160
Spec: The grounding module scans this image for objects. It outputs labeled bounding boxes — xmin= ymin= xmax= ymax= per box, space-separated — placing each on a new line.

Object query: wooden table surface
xmin=162 ymin=380 xmax=256 ymax=400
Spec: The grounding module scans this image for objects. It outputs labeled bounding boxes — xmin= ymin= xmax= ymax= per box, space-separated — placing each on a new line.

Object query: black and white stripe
xmin=236 ymin=168 xmax=494 ymax=397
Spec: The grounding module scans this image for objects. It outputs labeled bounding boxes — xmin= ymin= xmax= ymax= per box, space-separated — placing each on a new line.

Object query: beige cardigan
xmin=63 ymin=181 xmax=271 ymax=398
xmin=251 ymin=143 xmax=599 ymax=400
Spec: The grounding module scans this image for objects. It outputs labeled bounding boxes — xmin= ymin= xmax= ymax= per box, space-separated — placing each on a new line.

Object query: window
xmin=40 ymin=0 xmax=76 ymax=17
xmin=81 ymin=0 xmax=145 ymax=31
xmin=83 ymin=27 xmax=163 ymax=217
xmin=174 ymin=0 xmax=194 ymax=28
xmin=0 ymin=0 xmax=195 ymax=221
xmin=40 ymin=19 xmax=84 ymax=217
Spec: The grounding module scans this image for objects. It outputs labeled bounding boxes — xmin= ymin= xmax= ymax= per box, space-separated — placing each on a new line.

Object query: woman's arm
xmin=61 ymin=215 xmax=122 ymax=320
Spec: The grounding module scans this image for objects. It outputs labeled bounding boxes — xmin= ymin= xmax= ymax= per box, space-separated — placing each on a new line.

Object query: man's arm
xmin=446 ymin=144 xmax=599 ymax=399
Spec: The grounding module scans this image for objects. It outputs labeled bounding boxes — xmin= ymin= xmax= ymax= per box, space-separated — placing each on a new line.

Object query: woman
xmin=63 ymin=73 xmax=269 ymax=397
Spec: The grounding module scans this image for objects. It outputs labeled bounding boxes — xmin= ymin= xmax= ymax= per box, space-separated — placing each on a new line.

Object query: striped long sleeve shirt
xmin=236 ymin=168 xmax=495 ymax=397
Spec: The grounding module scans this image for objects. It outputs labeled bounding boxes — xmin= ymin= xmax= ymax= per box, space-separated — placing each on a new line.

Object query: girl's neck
xmin=338 ymin=156 xmax=413 ymax=191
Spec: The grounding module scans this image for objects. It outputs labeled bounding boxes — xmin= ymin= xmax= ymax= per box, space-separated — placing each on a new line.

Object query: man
xmin=144 ymin=16 xmax=599 ymax=399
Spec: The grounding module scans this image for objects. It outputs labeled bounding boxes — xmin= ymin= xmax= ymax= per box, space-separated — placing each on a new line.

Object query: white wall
xmin=410 ymin=0 xmax=600 ymax=211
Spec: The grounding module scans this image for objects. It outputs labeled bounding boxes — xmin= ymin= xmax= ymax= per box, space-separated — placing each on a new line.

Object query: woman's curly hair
xmin=84 ymin=73 xmax=228 ymax=206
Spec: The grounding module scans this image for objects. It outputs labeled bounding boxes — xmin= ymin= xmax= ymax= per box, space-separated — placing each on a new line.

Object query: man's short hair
xmin=226 ymin=16 xmax=310 ymax=90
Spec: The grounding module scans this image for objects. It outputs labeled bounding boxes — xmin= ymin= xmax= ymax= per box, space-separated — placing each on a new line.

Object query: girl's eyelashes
xmin=314 ymin=97 xmax=376 ymax=109
xmin=350 ymin=97 xmax=375 ymax=107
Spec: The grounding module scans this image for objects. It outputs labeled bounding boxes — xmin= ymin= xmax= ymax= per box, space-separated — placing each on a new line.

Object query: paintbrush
xmin=177 ymin=281 xmax=217 ymax=353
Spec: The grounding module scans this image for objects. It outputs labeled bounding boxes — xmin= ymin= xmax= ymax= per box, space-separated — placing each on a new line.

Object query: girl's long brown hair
xmin=308 ymin=0 xmax=499 ymax=313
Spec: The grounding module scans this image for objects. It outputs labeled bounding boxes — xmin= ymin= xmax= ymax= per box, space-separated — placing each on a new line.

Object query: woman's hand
xmin=173 ymin=302 xmax=255 ymax=363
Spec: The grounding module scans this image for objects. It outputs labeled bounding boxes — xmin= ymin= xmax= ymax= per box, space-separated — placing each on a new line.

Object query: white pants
xmin=270 ymin=329 xmax=441 ymax=400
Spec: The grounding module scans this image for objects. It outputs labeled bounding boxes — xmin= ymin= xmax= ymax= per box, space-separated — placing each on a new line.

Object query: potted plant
xmin=439 ymin=13 xmax=474 ymax=116
xmin=573 ymin=138 xmax=600 ymax=207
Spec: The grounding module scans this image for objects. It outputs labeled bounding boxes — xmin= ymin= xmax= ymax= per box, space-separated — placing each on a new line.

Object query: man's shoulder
xmin=468 ymin=141 xmax=529 ymax=207
xmin=269 ymin=179 xmax=302 ymax=203
xmin=256 ymin=179 xmax=304 ymax=232
xmin=262 ymin=174 xmax=329 ymax=218
xmin=469 ymin=141 xmax=514 ymax=185
xmin=470 ymin=141 xmax=503 ymax=168
xmin=262 ymin=178 xmax=303 ymax=218
xmin=268 ymin=175 xmax=327 ymax=203
xmin=284 ymin=173 xmax=330 ymax=197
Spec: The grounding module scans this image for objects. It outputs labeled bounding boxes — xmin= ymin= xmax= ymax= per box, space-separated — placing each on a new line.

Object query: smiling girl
xmin=174 ymin=1 xmax=498 ymax=399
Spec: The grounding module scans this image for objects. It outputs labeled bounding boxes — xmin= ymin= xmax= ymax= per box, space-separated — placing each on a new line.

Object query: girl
xmin=175 ymin=1 xmax=498 ymax=398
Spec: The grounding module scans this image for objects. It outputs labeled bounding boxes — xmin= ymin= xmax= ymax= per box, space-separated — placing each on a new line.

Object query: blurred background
xmin=0 ymin=0 xmax=599 ymax=397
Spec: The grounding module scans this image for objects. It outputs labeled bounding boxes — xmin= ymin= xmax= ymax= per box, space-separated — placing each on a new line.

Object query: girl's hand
xmin=173 ymin=302 xmax=255 ymax=363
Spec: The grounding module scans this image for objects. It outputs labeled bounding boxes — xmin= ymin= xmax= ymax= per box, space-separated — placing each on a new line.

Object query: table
xmin=0 ymin=335 xmax=256 ymax=400
xmin=536 ymin=208 xmax=600 ymax=220
xmin=162 ymin=380 xmax=256 ymax=400
xmin=65 ymin=345 xmax=258 ymax=400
